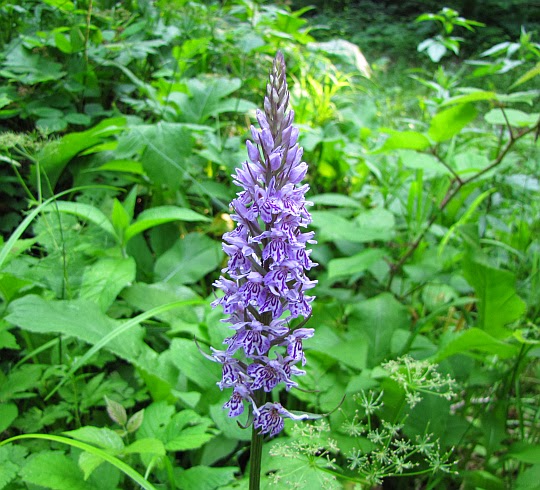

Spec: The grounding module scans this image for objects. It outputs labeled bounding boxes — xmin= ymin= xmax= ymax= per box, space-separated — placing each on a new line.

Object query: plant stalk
xmin=249 ymin=425 xmax=264 ymax=490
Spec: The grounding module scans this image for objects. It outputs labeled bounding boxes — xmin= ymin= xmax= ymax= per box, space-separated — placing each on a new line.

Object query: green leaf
xmin=95 ymin=159 xmax=144 ymax=175
xmin=327 ymin=248 xmax=386 ymax=280
xmin=38 ymin=118 xmax=126 ymax=188
xmin=79 ymin=258 xmax=136 ymax=312
xmin=42 ymin=200 xmax=117 ymax=239
xmin=125 ymin=206 xmax=210 ymax=243
xmin=131 ymin=123 xmax=193 ymax=191
xmin=511 ymin=61 xmax=540 ymax=88
xmin=435 ymin=328 xmax=520 ymax=361
xmin=1 ymin=434 xmax=156 ymax=490
xmin=175 ymin=466 xmax=237 ymax=490
xmin=123 ymin=438 xmax=165 ymax=456
xmin=0 ymin=403 xmax=18 ymax=433
xmin=137 ymin=401 xmax=175 ymax=441
xmin=154 ymin=233 xmax=222 ymax=285
xmin=428 ymin=104 xmax=477 ymax=142
xmin=324 ymin=337 xmax=368 ymax=370
xmin=20 ymin=451 xmax=97 ymax=490
xmin=6 ymin=296 xmax=151 ymax=369
xmin=63 ymin=427 xmax=124 ymax=451
xmin=348 ymin=293 xmax=410 ymax=366
xmin=376 ymin=130 xmax=431 ymax=152
xmin=168 ymin=338 xmax=221 ymax=391
xmin=398 ymin=149 xmax=451 ymax=175
xmin=310 ymin=193 xmax=361 ymax=208
xmin=509 ymin=443 xmax=540 ymax=464
xmin=462 ymin=257 xmax=526 ymax=337
xmin=0 ymin=444 xmax=27 ymax=489
xmin=36 ymin=117 xmax=68 ymax=134
xmin=105 ymin=396 xmax=127 ymax=426
xmin=311 ymin=209 xmax=395 ymax=244
xmin=441 ymin=89 xmax=497 ymax=106
xmin=484 ymin=108 xmax=539 ymax=127
xmin=171 ymin=78 xmax=256 ymax=124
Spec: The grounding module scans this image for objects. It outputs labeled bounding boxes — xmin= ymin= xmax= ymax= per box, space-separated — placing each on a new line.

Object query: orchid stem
xmin=249 ymin=426 xmax=263 ymax=490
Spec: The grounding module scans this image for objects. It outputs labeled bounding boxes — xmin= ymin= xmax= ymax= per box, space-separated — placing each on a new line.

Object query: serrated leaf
xmin=20 ymin=451 xmax=97 ymax=490
xmin=175 ymin=466 xmax=237 ymax=490
xmin=126 ymin=409 xmax=144 ymax=433
xmin=63 ymin=426 xmax=124 ymax=451
xmin=78 ymin=451 xmax=105 ymax=481
xmin=80 ymin=258 xmax=135 ymax=312
xmin=105 ymin=396 xmax=127 ymax=426
xmin=123 ymin=438 xmax=165 ymax=456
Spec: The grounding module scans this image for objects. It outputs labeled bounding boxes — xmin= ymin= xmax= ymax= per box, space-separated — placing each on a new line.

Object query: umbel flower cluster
xmin=210 ymin=52 xmax=317 ymax=437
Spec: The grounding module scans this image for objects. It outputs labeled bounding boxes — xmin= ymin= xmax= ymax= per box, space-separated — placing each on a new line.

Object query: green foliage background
xmin=0 ymin=0 xmax=539 ymax=489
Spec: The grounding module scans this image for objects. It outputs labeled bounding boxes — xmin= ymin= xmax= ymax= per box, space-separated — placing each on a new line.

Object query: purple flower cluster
xmin=210 ymin=52 xmax=317 ymax=437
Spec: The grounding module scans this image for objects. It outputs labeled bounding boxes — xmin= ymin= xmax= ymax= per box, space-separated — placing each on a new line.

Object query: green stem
xmin=249 ymin=425 xmax=264 ymax=490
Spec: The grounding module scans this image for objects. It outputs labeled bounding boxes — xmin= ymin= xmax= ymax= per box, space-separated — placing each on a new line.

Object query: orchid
xmin=209 ymin=51 xmax=316 ymax=439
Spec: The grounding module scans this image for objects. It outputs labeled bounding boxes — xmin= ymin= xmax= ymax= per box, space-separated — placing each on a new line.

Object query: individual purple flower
xmin=253 ymin=402 xmax=310 ymax=437
xmin=208 ymin=52 xmax=317 ymax=437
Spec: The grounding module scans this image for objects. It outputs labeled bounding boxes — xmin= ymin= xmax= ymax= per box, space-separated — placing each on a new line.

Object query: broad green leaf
xmin=36 ymin=117 xmax=68 ymax=134
xmin=168 ymin=338 xmax=221 ymax=391
xmin=95 ymin=159 xmax=144 ymax=175
xmin=324 ymin=337 xmax=368 ymax=370
xmin=209 ymin=403 xmax=251 ymax=442
xmin=428 ymin=104 xmax=477 ymax=142
xmin=1 ymin=43 xmax=65 ymax=84
xmin=78 ymin=452 xmax=105 ymax=481
xmin=63 ymin=427 xmax=124 ymax=451
xmin=123 ymin=438 xmax=165 ymax=456
xmin=327 ymin=248 xmax=386 ymax=280
xmin=125 ymin=206 xmax=210 ymax=243
xmin=130 ymin=123 xmax=193 ymax=191
xmin=137 ymin=401 xmax=175 ymax=441
xmin=348 ymin=293 xmax=410 ymax=367
xmin=20 ymin=451 xmax=98 ymax=490
xmin=462 ymin=258 xmax=526 ymax=337
xmin=484 ymin=108 xmax=539 ymax=127
xmin=175 ymin=466 xmax=237 ymax=490
xmin=376 ymin=130 xmax=431 ymax=152
xmin=310 ymin=193 xmax=361 ymax=208
xmin=6 ymin=296 xmax=152 ymax=368
xmin=38 ymin=118 xmax=126 ymax=189
xmin=0 ymin=403 xmax=18 ymax=433
xmin=79 ymin=258 xmax=136 ymax=312
xmin=441 ymin=89 xmax=497 ymax=106
xmin=1 ymin=434 xmax=156 ymax=490
xmin=311 ymin=209 xmax=395 ymax=244
xmin=509 ymin=443 xmax=540 ymax=464
xmin=435 ymin=328 xmax=519 ymax=361
xmin=398 ymin=150 xmax=451 ymax=175
xmin=42 ymin=200 xmax=117 ymax=239
xmin=154 ymin=233 xmax=222 ymax=285
xmin=170 ymin=77 xmax=256 ymax=124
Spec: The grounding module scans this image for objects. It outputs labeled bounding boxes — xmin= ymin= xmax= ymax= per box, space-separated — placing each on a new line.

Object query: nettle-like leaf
xmin=105 ymin=396 xmax=128 ymax=426
xmin=137 ymin=402 xmax=218 ymax=452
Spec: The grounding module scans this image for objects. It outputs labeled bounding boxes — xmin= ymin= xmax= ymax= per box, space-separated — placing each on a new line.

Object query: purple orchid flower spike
xmin=208 ymin=51 xmax=317 ymax=438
